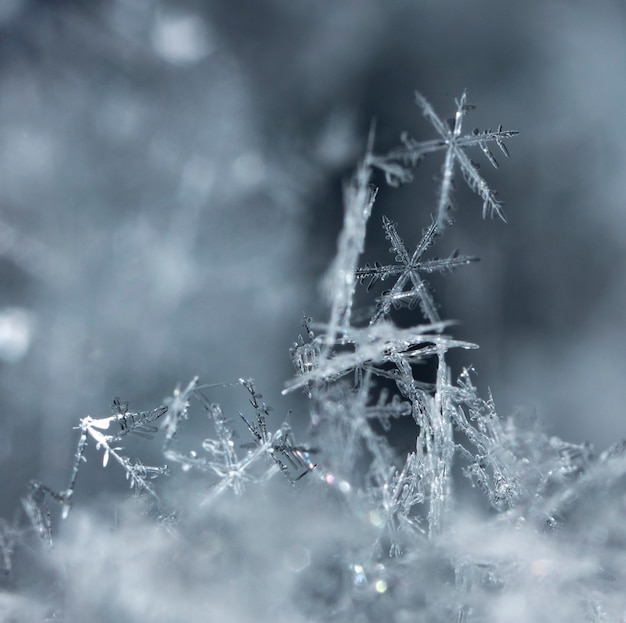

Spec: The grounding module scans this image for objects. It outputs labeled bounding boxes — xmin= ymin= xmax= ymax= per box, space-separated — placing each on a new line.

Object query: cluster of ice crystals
xmin=6 ymin=93 xmax=626 ymax=623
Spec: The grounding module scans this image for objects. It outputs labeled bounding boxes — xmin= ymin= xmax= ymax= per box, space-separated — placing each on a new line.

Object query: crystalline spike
xmin=479 ymin=141 xmax=499 ymax=168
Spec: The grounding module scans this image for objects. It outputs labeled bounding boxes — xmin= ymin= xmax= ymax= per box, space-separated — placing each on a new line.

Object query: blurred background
xmin=1 ymin=0 xmax=625 ymax=518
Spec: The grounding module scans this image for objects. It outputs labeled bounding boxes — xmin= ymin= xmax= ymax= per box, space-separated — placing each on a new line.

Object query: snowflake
xmin=372 ymin=91 xmax=517 ymax=227
xmin=356 ymin=215 xmax=477 ymax=325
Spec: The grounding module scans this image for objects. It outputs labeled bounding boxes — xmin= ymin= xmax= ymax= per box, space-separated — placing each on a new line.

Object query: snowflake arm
xmin=322 ymin=128 xmax=378 ymax=347
xmin=283 ymin=322 xmax=476 ymax=394
xmin=162 ymin=376 xmax=199 ymax=450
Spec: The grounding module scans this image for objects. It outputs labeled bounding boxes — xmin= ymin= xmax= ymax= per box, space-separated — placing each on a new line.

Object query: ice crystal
xmin=356 ymin=215 xmax=478 ymax=325
xmin=9 ymin=90 xmax=626 ymax=623
xmin=0 ymin=517 xmax=19 ymax=575
xmin=162 ymin=376 xmax=199 ymax=452
xmin=322 ymin=128 xmax=378 ymax=347
xmin=161 ymin=377 xmax=315 ymax=506
xmin=21 ymin=397 xmax=169 ymax=541
xmin=372 ymin=91 xmax=517 ymax=227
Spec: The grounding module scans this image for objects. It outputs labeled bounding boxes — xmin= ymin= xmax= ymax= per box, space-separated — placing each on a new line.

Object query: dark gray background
xmin=1 ymin=0 xmax=625 ymax=518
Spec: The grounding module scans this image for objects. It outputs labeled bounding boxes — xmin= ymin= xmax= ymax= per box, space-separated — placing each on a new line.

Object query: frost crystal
xmin=12 ymin=92 xmax=626 ymax=622
xmin=21 ymin=397 xmax=169 ymax=539
xmin=372 ymin=91 xmax=517 ymax=227
xmin=357 ymin=215 xmax=478 ymax=325
xmin=322 ymin=128 xmax=378 ymax=346
xmin=161 ymin=377 xmax=315 ymax=505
